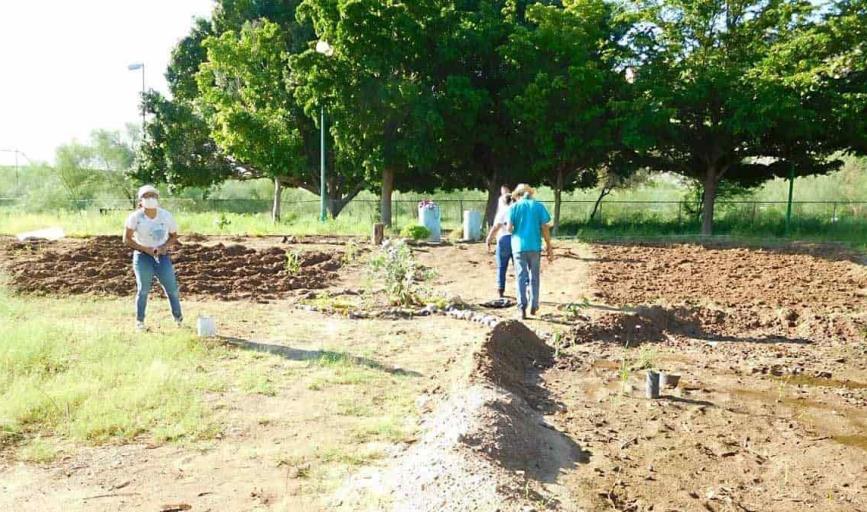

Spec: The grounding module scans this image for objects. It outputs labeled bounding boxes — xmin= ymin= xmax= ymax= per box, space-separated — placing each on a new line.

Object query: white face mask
xmin=142 ymin=197 xmax=159 ymax=209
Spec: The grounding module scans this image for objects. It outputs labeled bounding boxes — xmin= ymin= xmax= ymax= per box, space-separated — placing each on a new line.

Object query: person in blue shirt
xmin=508 ymin=184 xmax=554 ymax=319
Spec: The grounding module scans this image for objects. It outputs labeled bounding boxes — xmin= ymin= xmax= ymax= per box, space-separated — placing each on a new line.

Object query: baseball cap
xmin=137 ymin=185 xmax=159 ymax=199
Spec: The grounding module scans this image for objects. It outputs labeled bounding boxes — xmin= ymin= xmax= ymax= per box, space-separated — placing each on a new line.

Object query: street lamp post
xmin=127 ymin=63 xmax=146 ymax=129
xmin=315 ymin=41 xmax=334 ymax=222
xmin=0 ymin=149 xmax=27 ymax=187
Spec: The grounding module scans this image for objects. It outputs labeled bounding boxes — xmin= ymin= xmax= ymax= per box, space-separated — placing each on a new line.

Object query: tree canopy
xmin=624 ymin=0 xmax=864 ymax=234
xmin=134 ymin=0 xmax=866 ymax=232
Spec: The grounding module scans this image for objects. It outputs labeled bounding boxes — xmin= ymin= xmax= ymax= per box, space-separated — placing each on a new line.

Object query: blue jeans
xmin=495 ymin=235 xmax=513 ymax=292
xmin=514 ymin=251 xmax=541 ymax=312
xmin=133 ymin=251 xmax=182 ymax=322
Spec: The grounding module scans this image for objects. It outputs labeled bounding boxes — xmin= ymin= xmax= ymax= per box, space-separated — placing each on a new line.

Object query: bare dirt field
xmin=1 ymin=235 xmax=865 ymax=511
xmin=1 ymin=236 xmax=353 ymax=301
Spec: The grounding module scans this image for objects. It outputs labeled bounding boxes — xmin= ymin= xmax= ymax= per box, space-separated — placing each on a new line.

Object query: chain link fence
xmin=1 ymin=197 xmax=865 ymax=227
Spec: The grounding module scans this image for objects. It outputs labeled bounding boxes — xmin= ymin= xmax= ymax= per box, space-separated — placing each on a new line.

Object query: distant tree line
xmin=132 ymin=0 xmax=867 ymax=235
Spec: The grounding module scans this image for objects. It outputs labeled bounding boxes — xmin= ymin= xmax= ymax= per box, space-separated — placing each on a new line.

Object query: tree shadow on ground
xmin=217 ymin=336 xmax=422 ymax=377
xmin=660 ymin=395 xmax=715 ymax=407
xmin=558 ymin=253 xmax=644 ymax=264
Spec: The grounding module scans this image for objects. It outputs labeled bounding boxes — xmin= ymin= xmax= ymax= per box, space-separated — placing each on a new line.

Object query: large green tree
xmin=292 ymin=0 xmax=447 ymax=226
xmin=627 ymin=0 xmax=861 ymax=235
xmin=137 ymin=0 xmax=365 ymax=221
xmin=504 ymin=0 xmax=629 ymax=230
xmin=432 ymin=0 xmax=554 ymax=225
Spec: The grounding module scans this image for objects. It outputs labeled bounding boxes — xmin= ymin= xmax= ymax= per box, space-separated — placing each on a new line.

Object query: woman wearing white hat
xmin=122 ymin=185 xmax=183 ymax=331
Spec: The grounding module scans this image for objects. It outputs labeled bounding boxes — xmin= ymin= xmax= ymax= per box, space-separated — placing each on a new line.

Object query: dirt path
xmin=414 ymin=242 xmax=596 ymax=316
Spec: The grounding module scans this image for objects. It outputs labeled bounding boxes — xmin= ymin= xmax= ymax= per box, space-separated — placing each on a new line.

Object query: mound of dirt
xmin=471 ymin=320 xmax=554 ymax=394
xmin=331 ymin=321 xmax=581 ymax=511
xmin=1 ymin=236 xmax=342 ymax=301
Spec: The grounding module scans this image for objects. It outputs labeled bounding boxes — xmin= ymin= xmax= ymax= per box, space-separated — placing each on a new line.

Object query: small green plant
xmin=342 ymin=241 xmax=361 ymax=264
xmin=400 ymin=224 xmax=431 ymax=241
xmin=618 ymin=359 xmax=632 ymax=395
xmin=285 ymin=250 xmax=302 ymax=274
xmin=777 ymin=375 xmax=791 ymax=403
xmin=418 ymin=291 xmax=449 ymax=310
xmin=552 ymin=331 xmax=566 ymax=359
xmin=214 ymin=213 xmax=231 ymax=230
xmin=636 ymin=345 xmax=657 ymax=370
xmin=368 ymin=240 xmax=432 ymax=306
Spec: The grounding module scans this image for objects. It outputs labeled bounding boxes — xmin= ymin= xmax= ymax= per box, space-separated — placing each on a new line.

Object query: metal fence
xmin=1 ymin=197 xmax=865 ymax=227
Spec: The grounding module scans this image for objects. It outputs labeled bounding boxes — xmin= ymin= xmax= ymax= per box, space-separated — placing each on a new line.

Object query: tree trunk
xmin=553 ymin=168 xmax=564 ymax=234
xmin=380 ymin=167 xmax=395 ymax=226
xmin=271 ymin=178 xmax=283 ymax=222
xmin=701 ymin=166 xmax=718 ymax=235
xmin=589 ymin=187 xmax=611 ymax=222
xmin=484 ymin=174 xmax=500 ymax=227
xmin=327 ymin=184 xmax=365 ymax=219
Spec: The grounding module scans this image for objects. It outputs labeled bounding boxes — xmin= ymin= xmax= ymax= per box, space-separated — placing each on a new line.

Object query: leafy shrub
xmin=400 ymin=224 xmax=431 ymax=241
xmin=368 ymin=240 xmax=431 ymax=305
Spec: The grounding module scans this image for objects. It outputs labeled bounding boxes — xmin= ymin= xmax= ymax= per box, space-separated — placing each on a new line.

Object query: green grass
xmin=0 ymin=287 xmax=229 ymax=452
xmin=238 ymin=367 xmax=277 ymax=396
xmin=3 ymin=159 xmax=864 ymax=249
xmin=17 ymin=436 xmax=60 ymax=463
xmin=0 ymin=209 xmax=372 ymax=237
xmin=558 ymin=216 xmax=867 ymax=252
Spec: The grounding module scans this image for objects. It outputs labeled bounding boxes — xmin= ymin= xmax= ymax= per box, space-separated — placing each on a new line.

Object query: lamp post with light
xmin=127 ymin=63 xmax=146 ymax=129
xmin=315 ymin=41 xmax=334 ymax=222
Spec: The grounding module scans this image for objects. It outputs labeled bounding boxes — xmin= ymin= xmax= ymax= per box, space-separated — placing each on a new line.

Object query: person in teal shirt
xmin=508 ymin=184 xmax=554 ymax=319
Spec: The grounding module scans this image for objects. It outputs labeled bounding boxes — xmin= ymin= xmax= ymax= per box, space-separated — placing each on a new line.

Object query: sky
xmin=0 ymin=0 xmax=214 ymax=165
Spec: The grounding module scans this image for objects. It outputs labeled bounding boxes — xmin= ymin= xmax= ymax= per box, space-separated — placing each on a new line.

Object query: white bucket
xmin=418 ymin=205 xmax=442 ymax=242
xmin=463 ymin=210 xmax=483 ymax=241
xmin=197 ymin=316 xmax=217 ymax=337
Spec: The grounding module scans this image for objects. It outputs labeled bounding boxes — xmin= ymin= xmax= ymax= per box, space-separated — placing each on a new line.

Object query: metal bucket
xmin=646 ymin=370 xmax=660 ymax=399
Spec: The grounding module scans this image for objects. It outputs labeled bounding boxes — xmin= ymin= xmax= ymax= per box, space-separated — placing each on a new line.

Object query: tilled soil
xmin=579 ymin=242 xmax=867 ymax=347
xmin=543 ymin=242 xmax=867 ymax=511
xmin=0 ymin=236 xmax=342 ymax=301
xmin=593 ymin=242 xmax=866 ymax=315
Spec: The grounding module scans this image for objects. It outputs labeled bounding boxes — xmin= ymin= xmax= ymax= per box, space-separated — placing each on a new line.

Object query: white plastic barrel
xmin=463 ymin=210 xmax=483 ymax=241
xmin=418 ymin=204 xmax=442 ymax=242
xmin=197 ymin=316 xmax=217 ymax=337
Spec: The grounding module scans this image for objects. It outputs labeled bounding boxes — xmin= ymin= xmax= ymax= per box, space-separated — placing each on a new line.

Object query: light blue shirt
xmin=509 ymin=197 xmax=551 ymax=253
